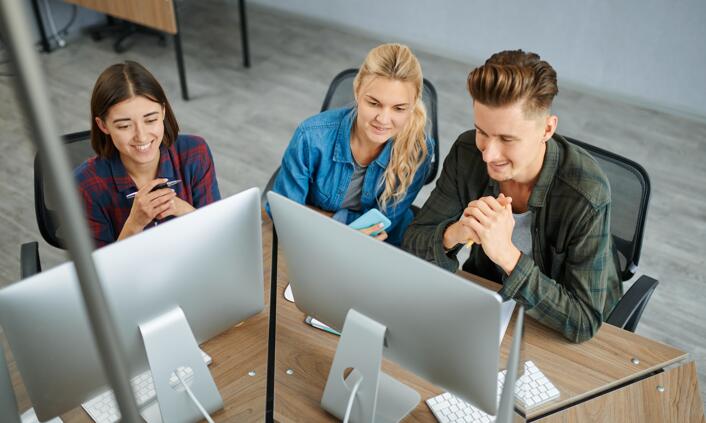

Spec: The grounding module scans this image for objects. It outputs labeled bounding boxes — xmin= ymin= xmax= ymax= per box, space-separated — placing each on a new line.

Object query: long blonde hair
xmin=353 ymin=43 xmax=428 ymax=210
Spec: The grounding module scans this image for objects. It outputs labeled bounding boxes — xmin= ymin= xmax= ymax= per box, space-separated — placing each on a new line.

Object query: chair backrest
xmin=320 ymin=68 xmax=440 ymax=186
xmin=563 ymin=136 xmax=651 ymax=281
xmin=34 ymin=130 xmax=94 ymax=249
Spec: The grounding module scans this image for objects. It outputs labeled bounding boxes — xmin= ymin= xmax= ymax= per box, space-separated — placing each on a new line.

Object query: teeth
xmin=133 ymin=142 xmax=150 ymax=152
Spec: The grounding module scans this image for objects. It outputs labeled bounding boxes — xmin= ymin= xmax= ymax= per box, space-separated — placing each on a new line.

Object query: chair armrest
xmin=20 ymin=242 xmax=41 ymax=279
xmin=606 ymin=274 xmax=659 ymax=332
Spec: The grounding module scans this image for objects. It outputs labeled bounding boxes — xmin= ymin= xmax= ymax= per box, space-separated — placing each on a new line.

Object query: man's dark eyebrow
xmin=474 ymin=124 xmax=518 ymax=140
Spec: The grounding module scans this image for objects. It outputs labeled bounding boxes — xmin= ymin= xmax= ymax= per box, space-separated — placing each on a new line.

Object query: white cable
xmin=42 ymin=0 xmax=66 ymax=47
xmin=175 ymin=369 xmax=215 ymax=423
xmin=342 ymin=376 xmax=363 ymax=423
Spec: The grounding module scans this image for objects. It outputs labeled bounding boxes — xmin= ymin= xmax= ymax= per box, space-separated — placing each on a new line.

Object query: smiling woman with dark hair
xmin=74 ymin=61 xmax=221 ymax=247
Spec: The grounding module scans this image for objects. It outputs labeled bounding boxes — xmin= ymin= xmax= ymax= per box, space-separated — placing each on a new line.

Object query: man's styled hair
xmin=467 ymin=50 xmax=558 ymax=116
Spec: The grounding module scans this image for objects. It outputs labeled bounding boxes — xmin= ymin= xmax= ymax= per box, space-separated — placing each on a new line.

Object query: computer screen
xmin=268 ymin=192 xmax=507 ymax=419
xmin=0 ymin=187 xmax=265 ymax=420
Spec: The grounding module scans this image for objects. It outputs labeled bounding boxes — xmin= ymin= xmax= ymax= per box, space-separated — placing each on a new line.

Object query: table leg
xmin=239 ymin=0 xmax=251 ymax=68
xmin=173 ymin=1 xmax=189 ymax=101
xmin=30 ymin=0 xmax=51 ymax=53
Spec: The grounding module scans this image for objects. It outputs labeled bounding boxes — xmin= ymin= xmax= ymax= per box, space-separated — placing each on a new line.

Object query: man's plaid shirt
xmin=403 ymin=131 xmax=622 ymax=343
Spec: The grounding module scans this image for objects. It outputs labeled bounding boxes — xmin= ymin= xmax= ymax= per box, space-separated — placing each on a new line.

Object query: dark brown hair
xmin=467 ymin=50 xmax=558 ymax=116
xmin=90 ymin=61 xmax=179 ymax=158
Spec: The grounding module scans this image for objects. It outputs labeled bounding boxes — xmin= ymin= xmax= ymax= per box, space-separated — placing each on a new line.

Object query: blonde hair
xmin=353 ymin=43 xmax=428 ymax=210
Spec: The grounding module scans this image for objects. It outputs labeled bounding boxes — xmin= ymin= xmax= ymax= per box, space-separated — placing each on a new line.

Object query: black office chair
xmin=88 ymin=17 xmax=167 ymax=54
xmin=262 ymin=68 xmax=440 ymax=204
xmin=563 ymin=135 xmax=658 ymax=332
xmin=20 ymin=130 xmax=94 ymax=279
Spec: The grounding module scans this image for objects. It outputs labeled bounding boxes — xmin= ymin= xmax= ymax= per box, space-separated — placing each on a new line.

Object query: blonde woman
xmin=270 ymin=43 xmax=434 ymax=246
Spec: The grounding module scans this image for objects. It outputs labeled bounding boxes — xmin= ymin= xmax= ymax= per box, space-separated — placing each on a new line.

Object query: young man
xmin=403 ymin=50 xmax=622 ymax=343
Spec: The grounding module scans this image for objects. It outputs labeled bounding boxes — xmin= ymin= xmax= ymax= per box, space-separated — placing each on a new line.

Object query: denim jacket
xmin=270 ymin=107 xmax=434 ymax=246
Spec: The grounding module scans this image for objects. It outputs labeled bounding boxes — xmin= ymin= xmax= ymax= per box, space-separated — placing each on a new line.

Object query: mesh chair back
xmin=320 ymin=68 xmax=440 ymax=185
xmin=564 ymin=136 xmax=651 ymax=281
xmin=34 ymin=130 xmax=94 ymax=249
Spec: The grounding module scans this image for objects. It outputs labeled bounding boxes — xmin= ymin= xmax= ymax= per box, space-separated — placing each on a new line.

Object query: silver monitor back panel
xmin=268 ymin=192 xmax=503 ymax=413
xmin=0 ymin=188 xmax=264 ymax=417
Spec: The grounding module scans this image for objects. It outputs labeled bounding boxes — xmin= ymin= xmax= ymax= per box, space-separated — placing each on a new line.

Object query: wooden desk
xmin=268 ymin=222 xmax=704 ymax=422
xmin=4 ymin=222 xmax=703 ymax=422
xmin=64 ymin=0 xmax=178 ymax=33
xmin=4 ymin=222 xmax=273 ymax=422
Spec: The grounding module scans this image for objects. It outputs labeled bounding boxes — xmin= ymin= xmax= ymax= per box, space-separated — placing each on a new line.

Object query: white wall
xmin=250 ymin=0 xmax=706 ymax=118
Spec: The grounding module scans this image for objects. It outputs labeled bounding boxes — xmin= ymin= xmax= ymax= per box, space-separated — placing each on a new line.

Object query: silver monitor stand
xmin=322 ymin=309 xmax=420 ymax=422
xmin=321 ymin=306 xmax=524 ymax=423
xmin=139 ymin=307 xmax=222 ymax=422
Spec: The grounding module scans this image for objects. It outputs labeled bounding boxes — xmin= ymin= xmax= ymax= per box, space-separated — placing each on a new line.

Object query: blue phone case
xmin=348 ymin=209 xmax=391 ymax=236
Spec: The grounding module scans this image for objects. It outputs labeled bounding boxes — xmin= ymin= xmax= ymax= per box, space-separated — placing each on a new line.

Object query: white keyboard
xmin=426 ymin=361 xmax=559 ymax=423
xmin=81 ymin=349 xmax=212 ymax=423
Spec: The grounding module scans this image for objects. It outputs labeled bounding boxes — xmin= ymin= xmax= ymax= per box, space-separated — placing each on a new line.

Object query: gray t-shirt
xmin=499 ymin=210 xmax=533 ymax=279
xmin=512 ymin=210 xmax=533 ymax=257
xmin=340 ymin=159 xmax=368 ymax=211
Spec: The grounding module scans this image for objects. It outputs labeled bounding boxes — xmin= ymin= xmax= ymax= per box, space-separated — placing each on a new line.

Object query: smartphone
xmin=348 ymin=208 xmax=391 ymax=236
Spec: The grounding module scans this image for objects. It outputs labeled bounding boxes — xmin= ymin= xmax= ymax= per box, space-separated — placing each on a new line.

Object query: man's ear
xmin=95 ymin=117 xmax=110 ymax=135
xmin=543 ymin=114 xmax=558 ymax=142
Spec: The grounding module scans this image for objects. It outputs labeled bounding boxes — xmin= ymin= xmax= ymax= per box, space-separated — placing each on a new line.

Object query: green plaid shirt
xmin=403 ymin=130 xmax=622 ymax=343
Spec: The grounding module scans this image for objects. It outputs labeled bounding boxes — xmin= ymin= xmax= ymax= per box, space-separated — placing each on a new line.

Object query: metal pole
xmin=173 ymin=0 xmax=189 ymax=101
xmin=496 ymin=305 xmax=524 ymax=423
xmin=238 ymin=0 xmax=250 ymax=68
xmin=0 ymin=346 xmax=21 ymax=423
xmin=265 ymin=226 xmax=277 ymax=422
xmin=0 ymin=2 xmax=141 ymax=421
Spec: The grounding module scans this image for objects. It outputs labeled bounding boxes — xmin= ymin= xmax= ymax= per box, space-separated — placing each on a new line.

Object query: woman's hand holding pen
xmin=119 ymin=179 xmax=177 ymax=240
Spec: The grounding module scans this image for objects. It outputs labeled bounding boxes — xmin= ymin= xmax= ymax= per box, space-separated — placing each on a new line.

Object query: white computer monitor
xmin=268 ymin=192 xmax=513 ymax=421
xmin=0 ymin=187 xmax=265 ymax=421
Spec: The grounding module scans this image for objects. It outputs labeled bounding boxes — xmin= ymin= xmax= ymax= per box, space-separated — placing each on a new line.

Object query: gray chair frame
xmin=20 ymin=130 xmax=93 ymax=279
xmin=564 ymin=135 xmax=657 ymax=332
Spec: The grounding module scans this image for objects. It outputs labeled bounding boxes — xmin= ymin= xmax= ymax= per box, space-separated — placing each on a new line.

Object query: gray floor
xmin=1 ymin=0 xmax=705 ymax=408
